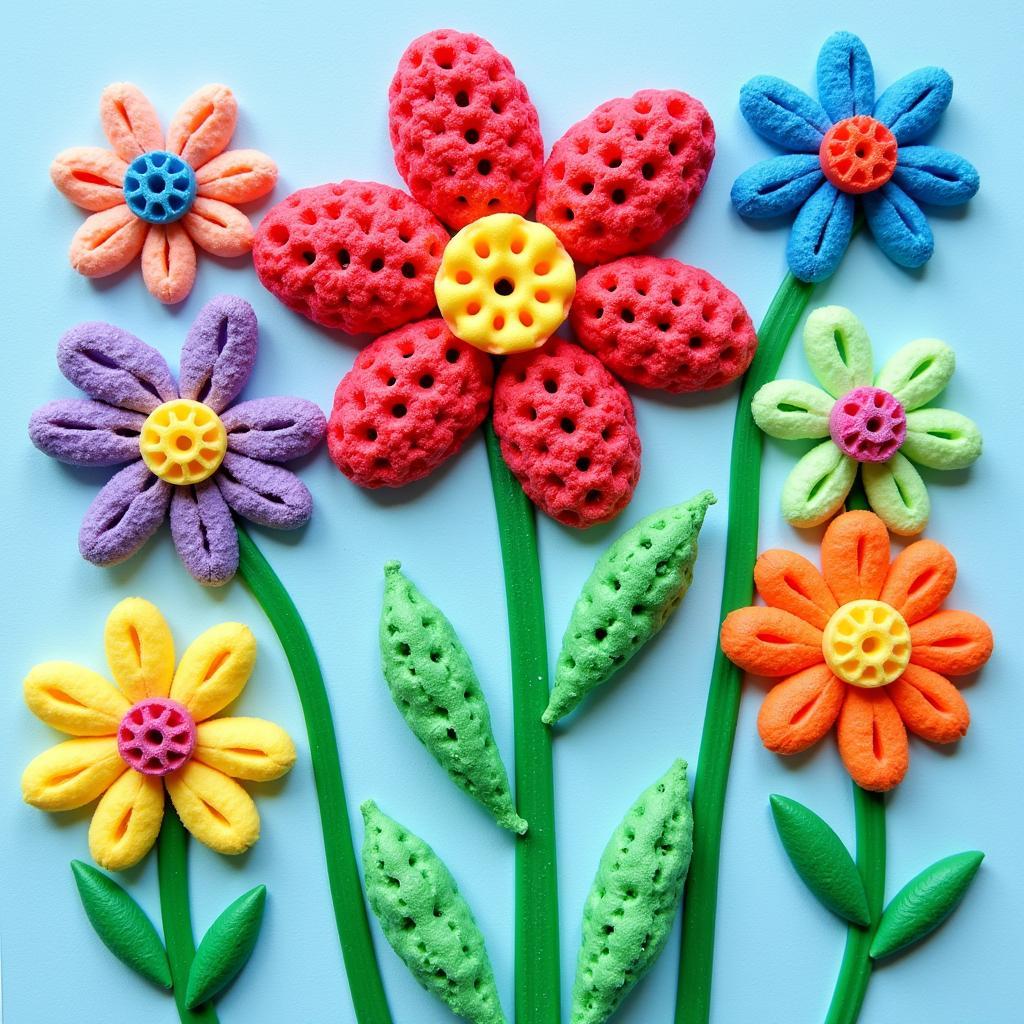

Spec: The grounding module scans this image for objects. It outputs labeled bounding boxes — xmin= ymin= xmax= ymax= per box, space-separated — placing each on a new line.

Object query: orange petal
xmin=69 ymin=206 xmax=147 ymax=278
xmin=757 ymin=664 xmax=845 ymax=754
xmin=821 ymin=510 xmax=890 ymax=604
xmin=141 ymin=223 xmax=197 ymax=304
xmin=182 ymin=197 xmax=254 ymax=257
xmin=880 ymin=540 xmax=957 ymax=624
xmin=837 ymin=687 xmax=909 ymax=791
xmin=754 ymin=549 xmax=838 ymax=630
xmin=720 ymin=606 xmax=824 ymax=677
xmin=889 ymin=664 xmax=970 ymax=743
xmin=196 ymin=149 xmax=278 ymax=204
xmin=51 ymin=147 xmax=127 ymax=211
xmin=910 ymin=610 xmax=994 ymax=676
xmin=166 ymin=84 xmax=237 ymax=169
xmin=100 ymin=83 xmax=164 ymax=163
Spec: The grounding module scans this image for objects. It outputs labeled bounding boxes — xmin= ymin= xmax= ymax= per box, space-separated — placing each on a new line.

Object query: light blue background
xmin=2 ymin=1 xmax=1022 ymax=1021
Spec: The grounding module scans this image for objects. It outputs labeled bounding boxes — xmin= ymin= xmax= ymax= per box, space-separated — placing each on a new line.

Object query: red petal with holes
xmin=757 ymin=664 xmax=845 ymax=754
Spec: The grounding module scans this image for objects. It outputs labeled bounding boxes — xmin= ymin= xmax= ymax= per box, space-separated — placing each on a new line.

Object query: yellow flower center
xmin=434 ymin=212 xmax=576 ymax=354
xmin=140 ymin=399 xmax=227 ymax=485
xmin=822 ymin=599 xmax=911 ymax=688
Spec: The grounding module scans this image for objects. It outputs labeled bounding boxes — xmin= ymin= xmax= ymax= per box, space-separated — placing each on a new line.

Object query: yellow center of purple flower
xmin=140 ymin=399 xmax=227 ymax=485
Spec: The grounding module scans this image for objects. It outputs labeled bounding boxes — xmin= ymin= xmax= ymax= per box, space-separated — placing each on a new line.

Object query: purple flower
xmin=29 ymin=295 xmax=326 ymax=585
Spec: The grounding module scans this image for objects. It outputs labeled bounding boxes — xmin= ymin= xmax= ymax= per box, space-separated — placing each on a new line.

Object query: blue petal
xmin=873 ymin=67 xmax=953 ymax=143
xmin=816 ymin=31 xmax=875 ymax=121
xmin=731 ymin=155 xmax=824 ymax=219
xmin=739 ymin=75 xmax=832 ymax=152
xmin=863 ymin=182 xmax=935 ymax=268
xmin=786 ymin=181 xmax=855 ymax=282
xmin=893 ymin=147 xmax=980 ymax=206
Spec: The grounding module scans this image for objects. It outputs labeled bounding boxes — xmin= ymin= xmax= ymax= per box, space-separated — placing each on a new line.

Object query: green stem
xmin=484 ymin=420 xmax=560 ymax=1024
xmin=157 ymin=809 xmax=219 ymax=1024
xmin=236 ymin=527 xmax=393 ymax=1024
xmin=675 ymin=273 xmax=816 ymax=1024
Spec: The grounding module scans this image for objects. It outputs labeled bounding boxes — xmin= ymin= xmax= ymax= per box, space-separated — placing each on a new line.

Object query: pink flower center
xmin=819 ymin=116 xmax=898 ymax=195
xmin=830 ymin=386 xmax=906 ymax=462
xmin=117 ymin=698 xmax=196 ymax=777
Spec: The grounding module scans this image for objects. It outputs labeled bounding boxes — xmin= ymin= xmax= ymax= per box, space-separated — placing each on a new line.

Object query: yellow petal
xmin=22 ymin=738 xmax=124 ymax=811
xmin=195 ymin=717 xmax=297 ymax=781
xmin=105 ymin=597 xmax=175 ymax=701
xmin=24 ymin=661 xmax=129 ymax=735
xmin=88 ymin=770 xmax=164 ymax=870
xmin=165 ymin=761 xmax=259 ymax=855
xmin=169 ymin=622 xmax=255 ymax=721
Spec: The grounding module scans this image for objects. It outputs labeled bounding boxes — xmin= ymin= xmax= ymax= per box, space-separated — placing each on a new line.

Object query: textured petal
xmin=170 ymin=483 xmax=240 ymax=587
xmin=780 ymin=441 xmax=857 ymax=529
xmin=100 ymin=83 xmax=163 ymax=163
xmin=69 ymin=205 xmax=148 ymax=278
xmin=51 ymin=147 xmax=127 ymax=211
xmin=874 ymin=338 xmax=955 ymax=411
xmin=803 ymin=305 xmax=874 ymax=397
xmin=166 ymin=761 xmax=260 ymax=856
xmin=216 ymin=452 xmax=313 ymax=529
xmin=757 ymin=664 xmax=845 ymax=754
xmin=222 ymin=397 xmax=326 ymax=462
xmin=751 ymin=379 xmax=834 ymax=439
xmin=29 ymin=398 xmax=144 ymax=466
xmin=57 ymin=320 xmax=177 ymax=412
xmin=21 ymin=739 xmax=124 ymax=811
xmin=862 ymin=454 xmax=930 ymax=536
xmin=720 ymin=606 xmax=824 ymax=677
xmin=195 ymin=149 xmax=278 ymax=204
xmin=902 ymin=409 xmax=982 ymax=470
xmin=79 ymin=461 xmax=171 ymax=566
xmin=105 ymin=597 xmax=174 ymax=701
xmin=910 ymin=611 xmax=994 ymax=676
xmin=182 ymin=197 xmax=254 ymax=257
xmin=731 ymin=154 xmax=824 ymax=219
xmin=816 ymin=31 xmax=875 ymax=122
xmin=889 ymin=664 xmax=969 ymax=744
xmin=166 ymin=85 xmax=238 ymax=169
xmin=786 ymin=181 xmax=855 ymax=283
xmin=837 ymin=688 xmax=908 ymax=791
xmin=821 ymin=509 xmax=891 ymax=604
xmin=177 ymin=295 xmax=258 ymax=412
xmin=169 ymin=622 xmax=256 ymax=721
xmin=24 ymin=662 xmax=129 ymax=736
xmin=88 ymin=770 xmax=164 ymax=871
xmin=754 ymin=549 xmax=838 ymax=630
xmin=880 ymin=540 xmax=957 ymax=624
xmin=893 ymin=147 xmax=980 ymax=207
xmin=195 ymin=717 xmax=297 ymax=781
xmin=141 ymin=223 xmax=196 ymax=305
xmin=863 ymin=182 xmax=934 ymax=269
xmin=739 ymin=75 xmax=831 ymax=151
xmin=873 ymin=67 xmax=953 ymax=144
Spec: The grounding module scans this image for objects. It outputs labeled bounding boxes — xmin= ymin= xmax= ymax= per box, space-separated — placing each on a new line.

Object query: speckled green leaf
xmin=380 ymin=562 xmax=525 ymax=834
xmin=544 ymin=492 xmax=715 ymax=724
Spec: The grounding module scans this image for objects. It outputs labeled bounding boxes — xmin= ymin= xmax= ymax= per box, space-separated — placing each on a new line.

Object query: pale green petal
xmin=875 ymin=338 xmax=955 ymax=411
xmin=751 ymin=380 xmax=834 ymax=439
xmin=780 ymin=440 xmax=857 ymax=528
xmin=862 ymin=453 xmax=930 ymax=535
xmin=903 ymin=408 xmax=983 ymax=470
xmin=803 ymin=306 xmax=873 ymax=397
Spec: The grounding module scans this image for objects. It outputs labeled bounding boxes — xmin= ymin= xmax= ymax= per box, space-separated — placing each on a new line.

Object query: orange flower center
xmin=822 ymin=599 xmax=910 ymax=687
xmin=819 ymin=116 xmax=898 ymax=195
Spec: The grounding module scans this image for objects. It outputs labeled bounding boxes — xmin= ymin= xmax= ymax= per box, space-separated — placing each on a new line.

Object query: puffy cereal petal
xmin=754 ymin=550 xmax=838 ymax=630
xmin=719 ymin=606 xmax=824 ymax=677
xmin=141 ymin=223 xmax=196 ymax=304
xmin=69 ymin=205 xmax=148 ymax=278
xmin=780 ymin=441 xmax=857 ymax=529
xmin=195 ymin=149 xmax=277 ymax=204
xmin=22 ymin=738 xmax=125 ymax=811
xmin=757 ymin=665 xmax=845 ymax=754
xmin=731 ymin=154 xmax=824 ymax=219
xmin=24 ymin=662 xmax=129 ymax=735
xmin=752 ymin=380 xmax=834 ymax=439
xmin=195 ymin=718 xmax=297 ymax=781
xmin=739 ymin=75 xmax=831 ymax=152
xmin=29 ymin=399 xmax=145 ymax=467
xmin=166 ymin=84 xmax=238 ymax=169
xmin=889 ymin=664 xmax=969 ymax=744
xmin=837 ymin=687 xmax=908 ymax=791
xmin=170 ymin=622 xmax=256 ymax=721
xmin=178 ymin=294 xmax=258 ymax=412
xmin=786 ymin=181 xmax=855 ymax=283
xmin=182 ymin=197 xmax=254 ymax=257
xmin=892 ymin=147 xmax=980 ymax=207
xmin=105 ymin=597 xmax=174 ymax=701
xmin=873 ymin=67 xmax=953 ymax=144
xmin=803 ymin=306 xmax=874 ymax=397
xmin=215 ymin=452 xmax=313 ymax=529
xmin=223 ymin=397 xmax=327 ymax=463
xmin=820 ymin=510 xmax=891 ymax=604
xmin=166 ymin=761 xmax=260 ymax=855
xmin=880 ymin=540 xmax=957 ymax=624
xmin=862 ymin=454 xmax=930 ymax=536
xmin=902 ymin=409 xmax=982 ymax=470
xmin=862 ymin=182 xmax=934 ymax=269
xmin=909 ymin=611 xmax=993 ymax=676
xmin=816 ymin=31 xmax=875 ymax=122
xmin=170 ymin=482 xmax=240 ymax=587
xmin=88 ymin=770 xmax=165 ymax=871
xmin=875 ymin=338 xmax=956 ymax=412
xmin=51 ymin=147 xmax=128 ymax=211
xmin=100 ymin=83 xmax=164 ymax=163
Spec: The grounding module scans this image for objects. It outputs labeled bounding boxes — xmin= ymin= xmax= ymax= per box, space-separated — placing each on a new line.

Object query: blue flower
xmin=731 ymin=32 xmax=979 ymax=282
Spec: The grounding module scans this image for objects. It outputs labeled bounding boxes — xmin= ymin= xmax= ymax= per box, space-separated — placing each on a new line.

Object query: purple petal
xmin=29 ymin=399 xmax=144 ymax=466
xmin=215 ymin=451 xmax=313 ymax=529
xmin=170 ymin=482 xmax=239 ymax=586
xmin=178 ymin=295 xmax=258 ymax=413
xmin=78 ymin=461 xmax=171 ymax=566
xmin=222 ymin=397 xmax=326 ymax=462
xmin=58 ymin=322 xmax=177 ymax=413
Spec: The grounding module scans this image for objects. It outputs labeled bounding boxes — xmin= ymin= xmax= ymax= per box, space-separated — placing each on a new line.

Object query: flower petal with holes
xmin=104 ymin=598 xmax=175 ymax=701
xmin=24 ymin=662 xmax=130 ymax=735
xmin=170 ymin=622 xmax=256 ymax=722
xmin=837 ymin=687 xmax=908 ymax=791
xmin=166 ymin=761 xmax=260 ymax=856
xmin=177 ymin=294 xmax=258 ymax=412
xmin=88 ymin=771 xmax=165 ymax=871
xmin=195 ymin=718 xmax=297 ymax=781
xmin=758 ymin=664 xmax=845 ymax=754
xmin=50 ymin=147 xmax=128 ymax=211
xmin=22 ymin=738 xmax=125 ymax=811
xmin=719 ymin=606 xmax=824 ymax=677
xmin=29 ymin=399 xmax=144 ymax=466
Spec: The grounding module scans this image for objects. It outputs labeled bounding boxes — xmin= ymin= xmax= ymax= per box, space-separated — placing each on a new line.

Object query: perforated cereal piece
xmin=389 ymin=29 xmax=544 ymax=230
xmin=536 ymin=90 xmax=715 ymax=265
xmin=327 ymin=318 xmax=493 ymax=488
xmin=570 ymin=257 xmax=757 ymax=392
xmin=492 ymin=338 xmax=641 ymax=528
xmin=253 ymin=181 xmax=447 ymax=335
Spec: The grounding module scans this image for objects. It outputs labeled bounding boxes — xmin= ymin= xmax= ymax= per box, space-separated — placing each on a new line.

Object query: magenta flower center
xmin=117 ymin=698 xmax=197 ymax=776
xmin=829 ymin=386 xmax=906 ymax=462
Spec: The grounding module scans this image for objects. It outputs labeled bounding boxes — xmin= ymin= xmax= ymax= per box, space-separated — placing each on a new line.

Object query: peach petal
xmin=51 ymin=147 xmax=127 ymax=211
xmin=880 ymin=539 xmax=957 ymax=624
xmin=821 ymin=510 xmax=891 ymax=604
xmin=69 ymin=206 xmax=148 ymax=278
xmin=837 ymin=687 xmax=909 ymax=791
xmin=142 ymin=223 xmax=197 ymax=304
xmin=889 ymin=664 xmax=970 ymax=743
xmin=183 ymin=197 xmax=254 ymax=257
xmin=757 ymin=664 xmax=845 ymax=754
xmin=720 ymin=605 xmax=824 ymax=677
xmin=196 ymin=149 xmax=278 ymax=204
xmin=910 ymin=610 xmax=994 ymax=676
xmin=100 ymin=83 xmax=163 ymax=163
xmin=167 ymin=84 xmax=237 ymax=169
xmin=754 ymin=549 xmax=838 ymax=630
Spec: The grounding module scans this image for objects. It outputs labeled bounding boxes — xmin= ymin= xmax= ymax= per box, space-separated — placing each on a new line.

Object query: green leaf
xmin=871 ymin=851 xmax=984 ymax=960
xmin=70 ymin=860 xmax=171 ymax=989
xmin=185 ymin=884 xmax=267 ymax=1009
xmin=769 ymin=796 xmax=870 ymax=926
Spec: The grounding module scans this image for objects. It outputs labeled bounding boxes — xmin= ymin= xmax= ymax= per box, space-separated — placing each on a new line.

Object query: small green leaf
xmin=70 ymin=860 xmax=171 ymax=989
xmin=769 ymin=795 xmax=870 ymax=926
xmin=871 ymin=851 xmax=984 ymax=960
xmin=185 ymin=884 xmax=267 ymax=1009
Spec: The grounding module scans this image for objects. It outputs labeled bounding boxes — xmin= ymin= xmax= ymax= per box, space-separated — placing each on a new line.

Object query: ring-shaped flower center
xmin=123 ymin=150 xmax=197 ymax=224
xmin=117 ymin=698 xmax=196 ymax=776
xmin=823 ymin=599 xmax=911 ymax=688
xmin=140 ymin=399 xmax=227 ymax=485
xmin=829 ymin=386 xmax=906 ymax=462
xmin=819 ymin=116 xmax=898 ymax=195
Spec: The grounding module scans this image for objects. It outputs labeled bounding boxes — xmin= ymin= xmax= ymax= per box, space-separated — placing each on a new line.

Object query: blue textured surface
xmin=124 ymin=150 xmax=197 ymax=224
xmin=1 ymin=2 xmax=1022 ymax=1022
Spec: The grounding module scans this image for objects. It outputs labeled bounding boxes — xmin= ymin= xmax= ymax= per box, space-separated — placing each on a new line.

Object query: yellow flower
xmin=21 ymin=597 xmax=296 ymax=870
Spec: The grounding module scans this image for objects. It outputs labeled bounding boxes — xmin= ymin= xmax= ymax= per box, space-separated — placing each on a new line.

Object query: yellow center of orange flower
xmin=140 ymin=399 xmax=227 ymax=485
xmin=822 ymin=599 xmax=911 ymax=688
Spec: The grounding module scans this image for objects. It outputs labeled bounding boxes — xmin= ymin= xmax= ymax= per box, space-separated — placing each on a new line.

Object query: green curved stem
xmin=675 ymin=272 xmax=816 ymax=1024
xmin=484 ymin=421 xmax=560 ymax=1024
xmin=237 ymin=527 xmax=393 ymax=1024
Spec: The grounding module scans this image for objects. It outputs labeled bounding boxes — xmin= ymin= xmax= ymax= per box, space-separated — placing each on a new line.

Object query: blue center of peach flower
xmin=123 ymin=150 xmax=197 ymax=224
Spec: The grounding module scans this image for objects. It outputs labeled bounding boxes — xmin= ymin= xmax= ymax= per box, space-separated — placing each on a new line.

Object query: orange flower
xmin=720 ymin=511 xmax=993 ymax=791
